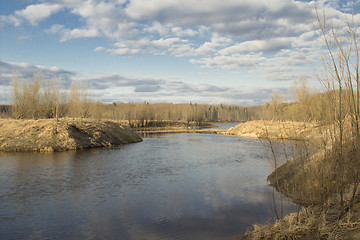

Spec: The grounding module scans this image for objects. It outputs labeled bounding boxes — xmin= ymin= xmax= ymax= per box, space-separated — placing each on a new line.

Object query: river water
xmin=0 ymin=132 xmax=295 ymax=240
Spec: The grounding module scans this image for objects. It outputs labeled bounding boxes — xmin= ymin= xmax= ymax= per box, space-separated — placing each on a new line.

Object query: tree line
xmin=1 ymin=72 xmax=346 ymax=125
xmin=1 ymin=74 xmax=265 ymax=123
xmin=2 ymin=72 xmax=352 ymax=126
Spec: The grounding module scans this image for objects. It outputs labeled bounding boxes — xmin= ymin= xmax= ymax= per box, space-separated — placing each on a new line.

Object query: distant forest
xmin=0 ymin=75 xmax=266 ymax=123
xmin=0 ymin=75 xmax=333 ymax=124
xmin=0 ymin=102 xmax=262 ymax=123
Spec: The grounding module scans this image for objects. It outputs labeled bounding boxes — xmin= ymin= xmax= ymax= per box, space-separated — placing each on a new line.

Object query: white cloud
xmin=60 ymin=27 xmax=101 ymax=42
xmin=95 ymin=36 xmax=195 ymax=56
xmin=145 ymin=21 xmax=169 ymax=35
xmin=171 ymin=27 xmax=197 ymax=38
xmin=94 ymin=46 xmax=106 ymax=52
xmin=196 ymin=34 xmax=233 ymax=56
xmin=0 ymin=59 xmax=287 ymax=105
xmin=0 ymin=60 xmax=76 ymax=91
xmin=151 ymin=38 xmax=183 ymax=48
xmin=14 ymin=0 xmax=322 ymax=73
xmin=219 ymin=38 xmax=293 ymax=55
xmin=67 ymin=0 xmax=140 ymax=41
xmin=83 ymin=71 xmax=288 ymax=105
xmin=0 ymin=3 xmax=63 ymax=27
xmin=46 ymin=24 xmax=101 ymax=42
xmin=15 ymin=3 xmax=63 ymax=26
xmin=0 ymin=15 xmax=22 ymax=27
xmin=125 ymin=0 xmax=315 ymax=38
xmin=191 ymin=54 xmax=266 ymax=70
xmin=114 ymin=38 xmax=151 ymax=49
xmin=109 ymin=47 xmax=141 ymax=55
xmin=3 ymin=0 xmax=359 ymax=87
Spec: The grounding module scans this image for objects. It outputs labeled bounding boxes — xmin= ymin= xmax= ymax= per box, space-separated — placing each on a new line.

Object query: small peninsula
xmin=0 ymin=118 xmax=142 ymax=152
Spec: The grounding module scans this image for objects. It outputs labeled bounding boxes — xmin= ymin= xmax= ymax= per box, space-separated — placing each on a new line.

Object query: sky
xmin=0 ymin=0 xmax=359 ymax=105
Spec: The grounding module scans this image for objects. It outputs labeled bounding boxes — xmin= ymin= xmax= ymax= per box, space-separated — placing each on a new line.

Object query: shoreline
xmin=233 ymin=120 xmax=360 ymax=240
xmin=225 ymin=120 xmax=323 ymax=140
xmin=132 ymin=120 xmax=229 ymax=135
xmin=0 ymin=119 xmax=320 ymax=152
xmin=0 ymin=119 xmax=233 ymax=152
xmin=0 ymin=118 xmax=142 ymax=152
xmin=135 ymin=128 xmax=228 ymax=135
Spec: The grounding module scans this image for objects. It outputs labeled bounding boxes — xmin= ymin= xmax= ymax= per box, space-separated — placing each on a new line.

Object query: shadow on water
xmin=0 ymin=133 xmax=298 ymax=240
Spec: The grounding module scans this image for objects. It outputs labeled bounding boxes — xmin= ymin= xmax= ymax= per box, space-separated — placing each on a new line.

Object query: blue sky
xmin=1 ymin=0 xmax=359 ymax=105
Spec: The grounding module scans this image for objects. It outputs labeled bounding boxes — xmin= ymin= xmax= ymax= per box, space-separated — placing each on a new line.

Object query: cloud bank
xmin=1 ymin=0 xmax=359 ymax=104
xmin=2 ymin=0 xmax=357 ymax=77
xmin=0 ymin=60 xmax=287 ymax=105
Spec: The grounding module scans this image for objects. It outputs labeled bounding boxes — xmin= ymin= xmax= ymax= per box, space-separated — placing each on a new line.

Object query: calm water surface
xmin=0 ymin=133 xmax=295 ymax=240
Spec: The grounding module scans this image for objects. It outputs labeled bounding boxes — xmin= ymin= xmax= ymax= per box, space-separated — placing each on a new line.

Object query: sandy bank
xmin=226 ymin=120 xmax=323 ymax=140
xmin=0 ymin=118 xmax=142 ymax=152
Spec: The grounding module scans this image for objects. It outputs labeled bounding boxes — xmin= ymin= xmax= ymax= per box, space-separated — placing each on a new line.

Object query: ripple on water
xmin=0 ymin=133 xmax=297 ymax=240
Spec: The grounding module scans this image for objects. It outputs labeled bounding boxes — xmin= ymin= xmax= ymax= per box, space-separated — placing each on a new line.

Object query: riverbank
xmin=0 ymin=118 xmax=142 ymax=152
xmin=239 ymin=199 xmax=360 ymax=240
xmin=226 ymin=120 xmax=323 ymax=140
xmin=0 ymin=119 xmax=231 ymax=152
xmin=129 ymin=120 xmax=215 ymax=128
xmin=137 ymin=128 xmax=228 ymax=135
xmin=132 ymin=120 xmax=230 ymax=134
xmin=235 ymin=120 xmax=360 ymax=239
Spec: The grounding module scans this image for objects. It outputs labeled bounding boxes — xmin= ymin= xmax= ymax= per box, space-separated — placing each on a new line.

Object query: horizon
xmin=1 ymin=0 xmax=359 ymax=106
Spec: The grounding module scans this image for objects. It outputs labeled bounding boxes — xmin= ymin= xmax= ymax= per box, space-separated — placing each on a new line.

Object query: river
xmin=0 ymin=131 xmax=296 ymax=240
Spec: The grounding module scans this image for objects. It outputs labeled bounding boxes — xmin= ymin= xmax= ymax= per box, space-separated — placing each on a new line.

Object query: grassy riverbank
xmin=232 ymin=120 xmax=360 ymax=239
xmin=226 ymin=120 xmax=324 ymax=140
xmin=0 ymin=118 xmax=142 ymax=152
xmin=0 ymin=119 xmax=228 ymax=152
xmin=240 ymin=164 xmax=360 ymax=239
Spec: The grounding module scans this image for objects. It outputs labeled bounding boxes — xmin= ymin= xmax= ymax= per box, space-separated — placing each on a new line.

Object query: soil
xmin=0 ymin=118 xmax=142 ymax=152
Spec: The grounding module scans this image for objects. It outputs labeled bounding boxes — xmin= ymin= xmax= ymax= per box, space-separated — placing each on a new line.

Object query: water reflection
xmin=0 ymin=133 xmax=296 ymax=240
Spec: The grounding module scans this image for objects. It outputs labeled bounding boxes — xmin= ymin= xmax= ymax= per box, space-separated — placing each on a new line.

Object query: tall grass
xmin=266 ymin=7 xmax=360 ymax=224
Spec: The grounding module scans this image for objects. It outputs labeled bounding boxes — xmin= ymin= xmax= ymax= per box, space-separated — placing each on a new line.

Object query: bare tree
xmin=68 ymin=81 xmax=90 ymax=119
xmin=12 ymin=73 xmax=42 ymax=119
xmin=315 ymin=7 xmax=360 ymax=214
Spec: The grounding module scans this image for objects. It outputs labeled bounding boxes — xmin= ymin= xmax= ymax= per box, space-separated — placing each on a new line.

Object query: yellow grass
xmin=0 ymin=118 xmax=142 ymax=152
xmin=226 ymin=120 xmax=323 ymax=140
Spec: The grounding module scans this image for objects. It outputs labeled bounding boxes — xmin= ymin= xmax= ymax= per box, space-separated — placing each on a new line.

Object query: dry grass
xmin=0 ymin=118 xmax=142 ymax=152
xmin=240 ymin=197 xmax=360 ymax=240
xmin=226 ymin=120 xmax=324 ymax=140
xmin=236 ymin=120 xmax=360 ymax=239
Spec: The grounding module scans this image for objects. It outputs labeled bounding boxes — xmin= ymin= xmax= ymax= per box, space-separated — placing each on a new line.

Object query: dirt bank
xmin=227 ymin=120 xmax=327 ymax=205
xmin=226 ymin=120 xmax=323 ymax=140
xmin=237 ymin=120 xmax=360 ymax=239
xmin=0 ymin=118 xmax=142 ymax=152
